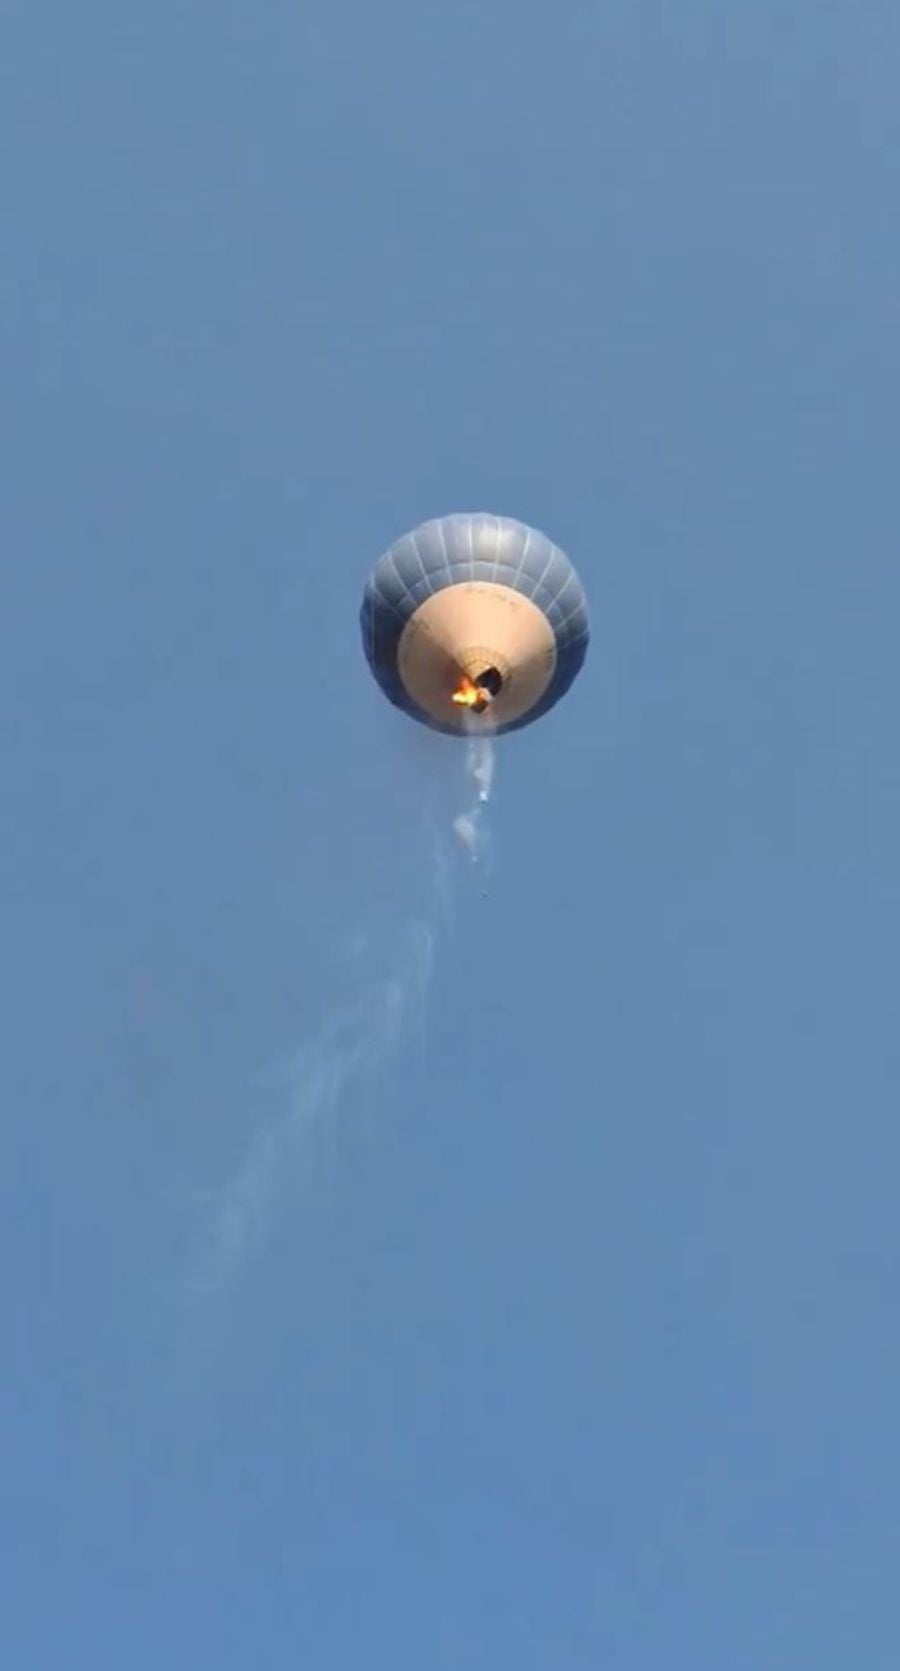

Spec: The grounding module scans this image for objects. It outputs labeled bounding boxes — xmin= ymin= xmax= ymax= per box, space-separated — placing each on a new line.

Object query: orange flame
xmin=451 ymin=676 xmax=490 ymax=712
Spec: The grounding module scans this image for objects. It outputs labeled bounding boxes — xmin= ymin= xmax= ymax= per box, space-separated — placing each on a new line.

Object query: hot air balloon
xmin=360 ymin=512 xmax=589 ymax=736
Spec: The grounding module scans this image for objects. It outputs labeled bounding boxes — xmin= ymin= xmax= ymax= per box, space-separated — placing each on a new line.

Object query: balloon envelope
xmin=360 ymin=512 xmax=589 ymax=736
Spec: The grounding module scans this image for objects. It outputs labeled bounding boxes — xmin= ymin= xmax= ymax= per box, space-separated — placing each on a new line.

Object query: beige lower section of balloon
xmin=397 ymin=582 xmax=557 ymax=732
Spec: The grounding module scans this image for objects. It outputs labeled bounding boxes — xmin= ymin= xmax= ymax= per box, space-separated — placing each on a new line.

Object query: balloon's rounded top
xmin=360 ymin=512 xmax=589 ymax=737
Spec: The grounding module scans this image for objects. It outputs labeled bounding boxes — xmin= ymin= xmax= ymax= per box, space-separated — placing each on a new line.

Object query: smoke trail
xmin=193 ymin=913 xmax=434 ymax=1293
xmin=468 ymin=733 xmax=494 ymax=804
xmin=453 ymin=725 xmax=496 ymax=872
xmin=194 ymin=738 xmax=495 ymax=1294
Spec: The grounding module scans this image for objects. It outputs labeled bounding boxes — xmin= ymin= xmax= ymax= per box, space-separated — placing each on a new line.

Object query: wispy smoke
xmin=194 ymin=737 xmax=495 ymax=1293
xmin=453 ymin=727 xmax=496 ymax=870
xmin=468 ymin=733 xmax=495 ymax=805
xmin=194 ymin=916 xmax=434 ymax=1293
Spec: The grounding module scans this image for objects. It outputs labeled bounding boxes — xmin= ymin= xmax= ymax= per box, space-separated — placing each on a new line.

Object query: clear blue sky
xmin=3 ymin=2 xmax=899 ymax=1664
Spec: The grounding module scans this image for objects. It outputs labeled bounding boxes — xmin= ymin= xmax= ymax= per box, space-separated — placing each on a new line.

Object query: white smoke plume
xmin=194 ymin=737 xmax=495 ymax=1293
xmin=468 ymin=733 xmax=495 ymax=804
xmin=193 ymin=915 xmax=433 ymax=1294
xmin=453 ymin=726 xmax=496 ymax=873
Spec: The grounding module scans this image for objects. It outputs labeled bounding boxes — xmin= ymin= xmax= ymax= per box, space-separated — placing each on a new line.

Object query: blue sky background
xmin=3 ymin=1 xmax=899 ymax=1664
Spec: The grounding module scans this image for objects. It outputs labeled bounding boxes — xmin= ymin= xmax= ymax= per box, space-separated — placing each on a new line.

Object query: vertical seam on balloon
xmin=410 ymin=531 xmax=432 ymax=594
xmin=557 ymin=601 xmax=588 ymax=633
xmin=529 ymin=544 xmax=557 ymax=602
xmin=551 ymin=572 xmax=577 ymax=620
xmin=385 ymin=550 xmax=407 ymax=604
xmin=489 ymin=514 xmax=503 ymax=582
xmin=436 ymin=517 xmax=451 ymax=589
xmin=373 ymin=581 xmax=408 ymax=624
xmin=511 ymin=527 xmax=533 ymax=588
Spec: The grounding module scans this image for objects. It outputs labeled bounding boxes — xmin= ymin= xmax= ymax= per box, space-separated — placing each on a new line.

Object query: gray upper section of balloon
xmin=360 ymin=512 xmax=590 ymax=733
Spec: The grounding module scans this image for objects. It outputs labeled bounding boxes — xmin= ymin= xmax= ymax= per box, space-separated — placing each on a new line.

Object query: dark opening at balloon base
xmin=475 ymin=667 xmax=504 ymax=698
xmin=469 ymin=667 xmax=504 ymax=715
xmin=450 ymin=665 xmax=505 ymax=719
